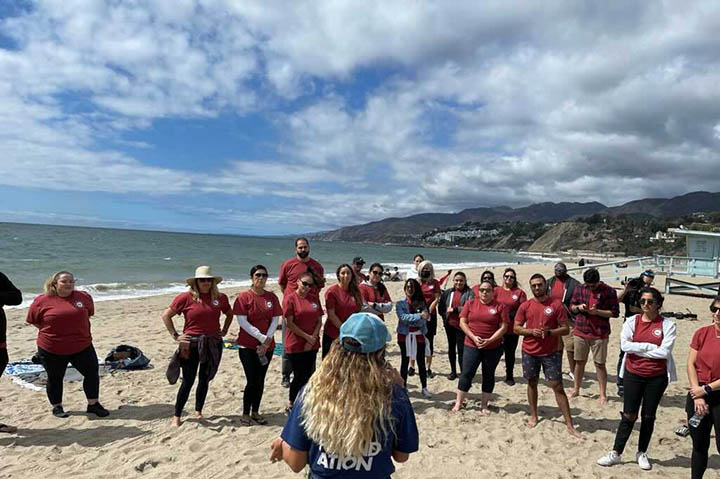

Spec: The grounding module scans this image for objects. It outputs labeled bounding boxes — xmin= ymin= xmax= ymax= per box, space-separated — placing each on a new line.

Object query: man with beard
xmin=515 ymin=274 xmax=583 ymax=439
xmin=278 ymin=238 xmax=325 ymax=388
xmin=547 ymin=262 xmax=581 ymax=379
xmin=352 ymin=257 xmax=368 ymax=283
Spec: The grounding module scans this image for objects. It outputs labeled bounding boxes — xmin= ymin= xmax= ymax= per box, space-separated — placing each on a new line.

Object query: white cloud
xmin=1 ymin=1 xmax=720 ymax=233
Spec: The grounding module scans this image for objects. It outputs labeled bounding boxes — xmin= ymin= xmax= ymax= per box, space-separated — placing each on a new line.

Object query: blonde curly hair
xmin=300 ymin=340 xmax=395 ymax=458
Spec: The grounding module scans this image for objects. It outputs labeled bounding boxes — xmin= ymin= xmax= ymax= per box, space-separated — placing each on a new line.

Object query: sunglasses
xmin=370 ymin=270 xmax=383 ymax=275
xmin=639 ymin=298 xmax=656 ymax=305
xmin=197 ymin=278 xmax=214 ymax=283
xmin=300 ymin=280 xmax=314 ymax=287
xmin=504 ymin=275 xmax=516 ymax=279
xmin=253 ymin=273 xmax=268 ymax=278
xmin=710 ymin=305 xmax=720 ymax=314
xmin=478 ymin=288 xmax=492 ymax=293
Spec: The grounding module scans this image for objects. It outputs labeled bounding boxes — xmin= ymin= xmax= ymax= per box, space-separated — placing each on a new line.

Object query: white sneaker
xmin=636 ymin=452 xmax=651 ymax=470
xmin=568 ymin=371 xmax=575 ymax=381
xmin=597 ymin=450 xmax=621 ymax=466
xmin=421 ymin=387 xmax=432 ymax=398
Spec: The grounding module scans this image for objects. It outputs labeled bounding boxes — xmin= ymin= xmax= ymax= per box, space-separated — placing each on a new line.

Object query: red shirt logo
xmin=512 ymin=294 xmax=519 ymax=300
xmin=489 ymin=308 xmax=497 ymax=315
xmin=312 ymin=302 xmax=319 ymax=309
xmin=653 ymin=329 xmax=662 ymax=337
xmin=544 ymin=307 xmax=553 ymax=315
xmin=75 ymin=301 xmax=84 ymax=308
xmin=212 ymin=299 xmax=220 ymax=307
xmin=266 ymin=300 xmax=273 ymax=309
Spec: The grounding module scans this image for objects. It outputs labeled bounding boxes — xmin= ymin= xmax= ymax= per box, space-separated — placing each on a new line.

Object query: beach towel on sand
xmin=3 ymin=359 xmax=110 ymax=391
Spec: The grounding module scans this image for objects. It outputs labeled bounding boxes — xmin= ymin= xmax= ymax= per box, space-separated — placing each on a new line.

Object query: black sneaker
xmin=618 ymin=386 xmax=624 ymax=397
xmin=505 ymin=378 xmax=516 ymax=386
xmin=52 ymin=405 xmax=69 ymax=418
xmin=408 ymin=367 xmax=415 ymax=377
xmin=281 ymin=376 xmax=291 ymax=388
xmin=427 ymin=369 xmax=435 ymax=378
xmin=447 ymin=372 xmax=458 ymax=380
xmin=86 ymin=403 xmax=110 ymax=417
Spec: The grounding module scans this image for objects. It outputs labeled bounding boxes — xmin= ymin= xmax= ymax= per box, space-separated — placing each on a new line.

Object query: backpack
xmin=104 ymin=344 xmax=151 ymax=370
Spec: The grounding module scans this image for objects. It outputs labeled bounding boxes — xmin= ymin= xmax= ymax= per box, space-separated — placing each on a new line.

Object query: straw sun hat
xmin=186 ymin=266 xmax=223 ymax=286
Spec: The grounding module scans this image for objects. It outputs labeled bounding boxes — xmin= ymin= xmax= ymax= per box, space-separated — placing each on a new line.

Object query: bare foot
xmin=566 ymin=425 xmax=585 ymax=439
xmin=527 ymin=416 xmax=539 ymax=428
xmin=171 ymin=416 xmax=181 ymax=427
xmin=568 ymin=389 xmax=579 ymax=399
xmin=480 ymin=407 xmax=491 ymax=415
xmin=599 ymin=396 xmax=608 ymax=406
xmin=450 ymin=403 xmax=462 ymax=413
xmin=194 ymin=411 xmax=204 ymax=419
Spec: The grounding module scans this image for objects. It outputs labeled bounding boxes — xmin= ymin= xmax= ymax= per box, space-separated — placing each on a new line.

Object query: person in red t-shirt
xmin=360 ymin=262 xmax=393 ymax=320
xmin=597 ymin=287 xmax=676 ymax=471
xmin=283 ymin=272 xmax=323 ymax=409
xmin=515 ymin=274 xmax=581 ymax=439
xmin=351 ymin=257 xmax=369 ymax=283
xmin=686 ymin=295 xmax=720 ymax=478
xmin=496 ymin=267 xmax=527 ymax=386
xmin=417 ymin=260 xmax=441 ymax=377
xmin=234 ymin=264 xmax=282 ymax=426
xmin=26 ymin=271 xmax=109 ymax=419
xmin=162 ymin=266 xmax=233 ymax=427
xmin=451 ymin=280 xmax=508 ymax=413
xmin=278 ymin=237 xmax=325 ymax=388
xmin=322 ymin=264 xmax=362 ymax=358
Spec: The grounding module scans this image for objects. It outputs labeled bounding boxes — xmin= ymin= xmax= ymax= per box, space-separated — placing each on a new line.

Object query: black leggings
xmin=502 ymin=333 xmax=519 ymax=380
xmin=612 ymin=371 xmax=668 ymax=454
xmin=458 ymin=345 xmax=502 ymax=393
xmin=686 ymin=389 xmax=720 ymax=479
xmin=174 ymin=346 xmax=212 ymax=416
xmin=444 ymin=324 xmax=464 ymax=375
xmin=399 ymin=341 xmax=427 ymax=389
xmin=238 ymin=348 xmax=273 ymax=415
xmin=0 ymin=348 xmax=7 ymax=379
xmin=321 ymin=333 xmax=336 ymax=359
xmin=287 ymin=350 xmax=317 ymax=403
xmin=38 ymin=345 xmax=100 ymax=405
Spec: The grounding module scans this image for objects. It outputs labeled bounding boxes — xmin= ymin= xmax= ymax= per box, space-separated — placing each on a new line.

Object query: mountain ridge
xmin=311 ymin=191 xmax=720 ymax=243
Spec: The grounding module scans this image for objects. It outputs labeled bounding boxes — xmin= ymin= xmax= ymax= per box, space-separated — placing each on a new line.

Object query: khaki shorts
xmin=561 ymin=327 xmax=574 ymax=353
xmin=573 ymin=336 xmax=608 ymax=364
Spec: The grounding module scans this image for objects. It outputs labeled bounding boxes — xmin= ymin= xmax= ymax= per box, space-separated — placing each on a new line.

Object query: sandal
xmin=251 ymin=414 xmax=268 ymax=425
xmin=675 ymin=425 xmax=690 ymax=437
xmin=238 ymin=416 xmax=253 ymax=426
xmin=0 ymin=423 xmax=17 ymax=434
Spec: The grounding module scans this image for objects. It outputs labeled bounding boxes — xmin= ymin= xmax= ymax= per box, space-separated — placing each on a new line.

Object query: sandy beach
xmin=1 ymin=262 xmax=717 ymax=478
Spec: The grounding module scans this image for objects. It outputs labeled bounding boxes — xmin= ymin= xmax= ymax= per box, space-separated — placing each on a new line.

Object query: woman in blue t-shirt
xmin=270 ymin=312 xmax=419 ymax=478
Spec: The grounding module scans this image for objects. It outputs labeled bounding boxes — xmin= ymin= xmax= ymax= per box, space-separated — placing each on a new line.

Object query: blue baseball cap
xmin=339 ymin=312 xmax=391 ymax=353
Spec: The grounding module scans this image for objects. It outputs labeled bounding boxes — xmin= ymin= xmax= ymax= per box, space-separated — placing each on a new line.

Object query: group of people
xmin=1 ymin=243 xmax=719 ymax=478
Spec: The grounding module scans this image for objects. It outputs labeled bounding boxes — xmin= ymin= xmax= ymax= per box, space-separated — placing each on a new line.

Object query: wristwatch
xmin=704 ymin=384 xmax=713 ymax=395
xmin=172 ymin=332 xmax=179 ymax=340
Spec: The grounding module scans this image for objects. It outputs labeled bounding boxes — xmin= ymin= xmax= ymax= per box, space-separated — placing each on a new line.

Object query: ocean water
xmin=0 ymin=222 xmax=545 ymax=307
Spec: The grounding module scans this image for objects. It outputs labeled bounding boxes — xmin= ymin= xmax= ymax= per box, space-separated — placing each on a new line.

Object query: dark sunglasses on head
xmin=639 ymin=298 xmax=656 ymax=305
xmin=197 ymin=278 xmax=213 ymax=283
xmin=710 ymin=305 xmax=720 ymax=313
xmin=301 ymin=280 xmax=314 ymax=287
xmin=254 ymin=273 xmax=268 ymax=278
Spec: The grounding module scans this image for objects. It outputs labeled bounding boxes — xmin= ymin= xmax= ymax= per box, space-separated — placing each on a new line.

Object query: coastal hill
xmin=311 ymin=191 xmax=720 ymax=248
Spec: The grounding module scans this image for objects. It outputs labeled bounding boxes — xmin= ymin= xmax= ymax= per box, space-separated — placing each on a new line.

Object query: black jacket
xmin=547 ymin=275 xmax=580 ymax=320
xmin=0 ymin=272 xmax=22 ymax=346
xmin=438 ymin=286 xmax=475 ymax=322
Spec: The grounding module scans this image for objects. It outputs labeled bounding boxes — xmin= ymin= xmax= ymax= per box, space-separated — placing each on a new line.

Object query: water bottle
xmin=689 ymin=413 xmax=704 ymax=428
xmin=258 ymin=353 xmax=269 ymax=366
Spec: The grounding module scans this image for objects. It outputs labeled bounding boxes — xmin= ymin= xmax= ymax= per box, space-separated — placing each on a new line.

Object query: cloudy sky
xmin=1 ymin=1 xmax=719 ymax=235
